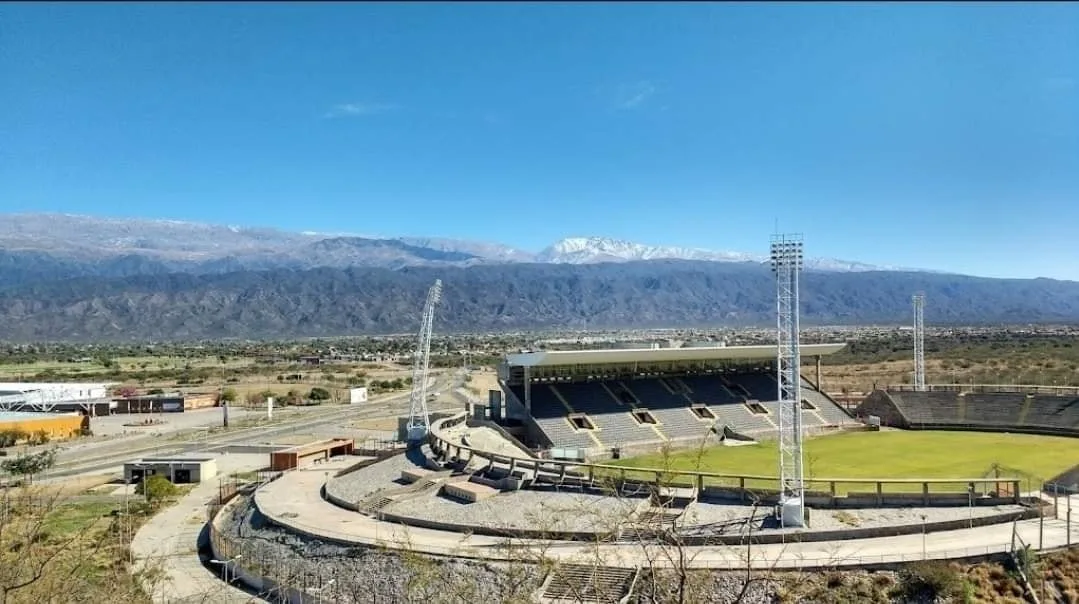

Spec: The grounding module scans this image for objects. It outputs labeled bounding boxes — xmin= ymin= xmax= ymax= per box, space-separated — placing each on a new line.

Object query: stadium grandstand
xmin=857 ymin=384 xmax=1079 ymax=437
xmin=498 ymin=343 xmax=859 ymax=460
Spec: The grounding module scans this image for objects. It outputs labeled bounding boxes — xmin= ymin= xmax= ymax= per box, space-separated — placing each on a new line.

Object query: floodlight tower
xmin=913 ymin=293 xmax=926 ymax=391
xmin=406 ymin=279 xmax=443 ymax=443
xmin=770 ymin=234 xmax=806 ymax=528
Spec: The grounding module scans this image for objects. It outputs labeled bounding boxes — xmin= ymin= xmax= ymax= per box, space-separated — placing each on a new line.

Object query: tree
xmin=216 ymin=388 xmax=238 ymax=405
xmin=0 ymin=449 xmax=57 ymax=486
xmin=0 ymin=430 xmax=27 ymax=449
xmin=114 ymin=386 xmax=138 ymax=398
xmin=308 ymin=387 xmax=331 ymax=402
xmin=134 ymin=475 xmax=178 ymax=507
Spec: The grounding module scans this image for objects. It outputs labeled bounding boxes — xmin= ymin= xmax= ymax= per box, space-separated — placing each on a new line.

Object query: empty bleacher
xmin=679 ymin=376 xmax=741 ymax=405
xmin=730 ymin=372 xmax=778 ymax=402
xmin=963 ymin=393 xmax=1027 ymax=427
xmin=1025 ymin=396 xmax=1079 ymax=430
xmin=510 ymin=370 xmax=857 ymax=453
xmin=801 ymin=386 xmax=854 ymax=425
xmin=622 ymin=379 xmax=714 ymax=443
xmin=859 ymin=389 xmax=1079 ymax=437
xmin=555 ymin=382 xmax=661 ymax=446
xmin=508 ymin=384 xmax=596 ymax=451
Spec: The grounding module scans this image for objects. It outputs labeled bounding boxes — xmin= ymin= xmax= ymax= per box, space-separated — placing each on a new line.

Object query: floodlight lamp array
xmin=769 ymin=241 xmax=804 ymax=273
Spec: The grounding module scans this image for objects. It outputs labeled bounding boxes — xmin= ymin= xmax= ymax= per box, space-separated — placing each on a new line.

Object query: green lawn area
xmin=43 ymin=500 xmax=119 ymax=536
xmin=606 ymin=430 xmax=1079 ymax=493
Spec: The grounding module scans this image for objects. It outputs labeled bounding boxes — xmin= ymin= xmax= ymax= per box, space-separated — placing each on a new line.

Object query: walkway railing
xmin=426 ymin=413 xmax=1025 ymax=504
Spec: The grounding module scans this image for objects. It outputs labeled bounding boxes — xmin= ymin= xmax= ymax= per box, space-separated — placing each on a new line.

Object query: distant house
xmin=300 ymin=356 xmax=321 ymax=366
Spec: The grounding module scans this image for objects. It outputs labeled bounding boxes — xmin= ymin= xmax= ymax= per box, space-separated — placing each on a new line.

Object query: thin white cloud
xmin=323 ymin=102 xmax=398 ymax=118
xmin=616 ymin=81 xmax=656 ymax=110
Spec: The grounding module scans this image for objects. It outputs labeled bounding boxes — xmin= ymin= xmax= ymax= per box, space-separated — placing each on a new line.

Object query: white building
xmin=0 ymin=382 xmax=111 ymax=400
xmin=349 ymin=387 xmax=369 ymax=404
xmin=0 ymin=382 xmax=115 ymax=413
xmin=124 ymin=455 xmax=218 ymax=484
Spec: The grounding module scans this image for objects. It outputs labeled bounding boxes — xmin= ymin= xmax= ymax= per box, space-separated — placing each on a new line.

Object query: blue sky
xmin=1 ymin=3 xmax=1077 ymax=279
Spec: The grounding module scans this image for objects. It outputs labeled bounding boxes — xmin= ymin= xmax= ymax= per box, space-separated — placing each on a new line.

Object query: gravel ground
xmin=389 ymin=487 xmax=642 ymax=533
xmin=220 ymin=494 xmax=545 ymax=603
xmin=685 ymin=500 xmax=1028 ymax=534
xmin=324 ymin=453 xmax=419 ymax=505
xmin=219 ymin=494 xmax=797 ymax=604
xmin=384 ymin=483 xmax=1028 ymax=538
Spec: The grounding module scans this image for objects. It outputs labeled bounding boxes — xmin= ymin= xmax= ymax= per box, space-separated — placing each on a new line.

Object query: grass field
xmin=608 ymin=430 xmax=1079 ymax=492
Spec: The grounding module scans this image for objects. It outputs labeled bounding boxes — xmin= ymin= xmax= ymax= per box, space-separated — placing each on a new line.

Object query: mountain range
xmin=0 ymin=212 xmax=1076 ymax=341
xmin=0 ymin=213 xmax=906 ymax=280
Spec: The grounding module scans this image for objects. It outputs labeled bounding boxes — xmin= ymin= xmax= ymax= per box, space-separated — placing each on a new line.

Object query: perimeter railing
xmin=427 ymin=412 xmax=1028 ymax=505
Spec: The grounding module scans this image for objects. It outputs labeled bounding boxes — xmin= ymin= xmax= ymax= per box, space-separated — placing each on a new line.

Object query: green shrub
xmin=895 ymin=561 xmax=966 ymax=601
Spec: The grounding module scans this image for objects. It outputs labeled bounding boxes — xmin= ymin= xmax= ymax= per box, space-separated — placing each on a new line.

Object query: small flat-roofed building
xmin=124 ymin=455 xmax=218 ymax=484
xmin=269 ymin=438 xmax=355 ymax=471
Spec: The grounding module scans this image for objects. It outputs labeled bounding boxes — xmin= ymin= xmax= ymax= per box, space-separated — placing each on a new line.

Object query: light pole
xmin=921 ymin=514 xmax=928 ymax=560
xmin=210 ymin=554 xmax=243 ymax=585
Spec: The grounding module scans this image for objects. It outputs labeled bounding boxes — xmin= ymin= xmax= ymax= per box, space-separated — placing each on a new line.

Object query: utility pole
xmin=913 ymin=293 xmax=926 ymax=391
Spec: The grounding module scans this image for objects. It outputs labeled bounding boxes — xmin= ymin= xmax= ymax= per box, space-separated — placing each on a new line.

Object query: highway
xmin=38 ymin=370 xmax=466 ymax=482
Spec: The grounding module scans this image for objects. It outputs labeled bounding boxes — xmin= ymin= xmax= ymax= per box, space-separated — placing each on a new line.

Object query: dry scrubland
xmin=820 ymin=334 xmax=1079 ymax=393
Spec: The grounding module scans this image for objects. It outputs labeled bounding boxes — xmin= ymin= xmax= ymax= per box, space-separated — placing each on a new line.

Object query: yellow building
xmin=0 ymin=411 xmax=87 ymax=442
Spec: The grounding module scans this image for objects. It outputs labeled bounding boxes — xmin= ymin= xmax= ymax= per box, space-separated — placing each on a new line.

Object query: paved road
xmin=125 ymin=372 xmax=467 ymax=602
xmin=39 ymin=373 xmax=464 ymax=483
xmin=255 ymin=460 xmax=1079 ymax=571
xmin=131 ymin=480 xmax=256 ymax=604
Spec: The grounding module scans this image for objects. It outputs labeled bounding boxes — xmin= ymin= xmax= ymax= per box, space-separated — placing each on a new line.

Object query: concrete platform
xmin=442 ymin=480 xmax=499 ymax=503
xmin=253 ymin=465 xmax=1079 ymax=570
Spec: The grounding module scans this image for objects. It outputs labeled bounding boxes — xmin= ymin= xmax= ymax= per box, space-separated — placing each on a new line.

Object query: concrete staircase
xmin=356 ymin=469 xmax=453 ymax=516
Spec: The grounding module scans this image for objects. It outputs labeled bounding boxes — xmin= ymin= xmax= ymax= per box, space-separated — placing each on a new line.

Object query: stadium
xmin=206 ymin=342 xmax=1079 ymax=602
xmin=202 ymin=257 xmax=1079 ymax=602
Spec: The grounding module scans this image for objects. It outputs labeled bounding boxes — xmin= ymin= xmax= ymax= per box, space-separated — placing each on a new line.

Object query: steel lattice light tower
xmin=771 ymin=234 xmax=806 ymax=528
xmin=406 ymin=279 xmax=443 ymax=443
xmin=913 ymin=293 xmax=926 ymax=391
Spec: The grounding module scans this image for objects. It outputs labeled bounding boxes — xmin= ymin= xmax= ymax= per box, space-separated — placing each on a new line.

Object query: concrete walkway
xmin=131 ymin=480 xmax=256 ymax=603
xmin=255 ymin=467 xmax=1079 ymax=570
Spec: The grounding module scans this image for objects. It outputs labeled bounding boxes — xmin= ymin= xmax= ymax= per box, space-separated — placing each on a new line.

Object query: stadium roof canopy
xmin=504 ymin=343 xmax=846 ymax=368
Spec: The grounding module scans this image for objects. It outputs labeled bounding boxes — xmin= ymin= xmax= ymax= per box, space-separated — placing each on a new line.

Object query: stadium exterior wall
xmin=0 ymin=413 xmax=86 ymax=441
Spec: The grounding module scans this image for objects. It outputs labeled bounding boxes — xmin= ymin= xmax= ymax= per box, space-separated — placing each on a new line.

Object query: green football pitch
xmin=606 ymin=430 xmax=1079 ymax=490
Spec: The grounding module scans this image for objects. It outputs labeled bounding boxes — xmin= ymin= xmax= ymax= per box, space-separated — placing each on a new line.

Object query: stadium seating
xmin=510 ymin=370 xmax=857 ymax=452
xmin=1025 ymin=396 xmax=1079 ymax=429
xmin=553 ymin=382 xmax=662 ymax=446
xmin=507 ymin=384 xmax=565 ymax=419
xmin=801 ymin=385 xmax=854 ymax=425
xmin=730 ymin=373 xmax=778 ymax=401
xmin=963 ymin=393 xmax=1026 ymax=427
xmin=508 ymin=384 xmax=596 ymax=450
xmin=860 ymin=389 xmax=1079 ymax=436
xmin=679 ymin=376 xmax=740 ymax=405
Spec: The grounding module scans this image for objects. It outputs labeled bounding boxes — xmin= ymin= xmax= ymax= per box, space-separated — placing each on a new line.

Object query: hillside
xmin=1 ymin=261 xmax=1077 ymax=341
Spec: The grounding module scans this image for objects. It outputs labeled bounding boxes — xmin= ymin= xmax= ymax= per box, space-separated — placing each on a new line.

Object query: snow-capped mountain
xmin=537 ymin=237 xmax=757 ymax=264
xmin=0 ymin=213 xmax=931 ymax=278
xmin=535 ymin=236 xmax=907 ymax=273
